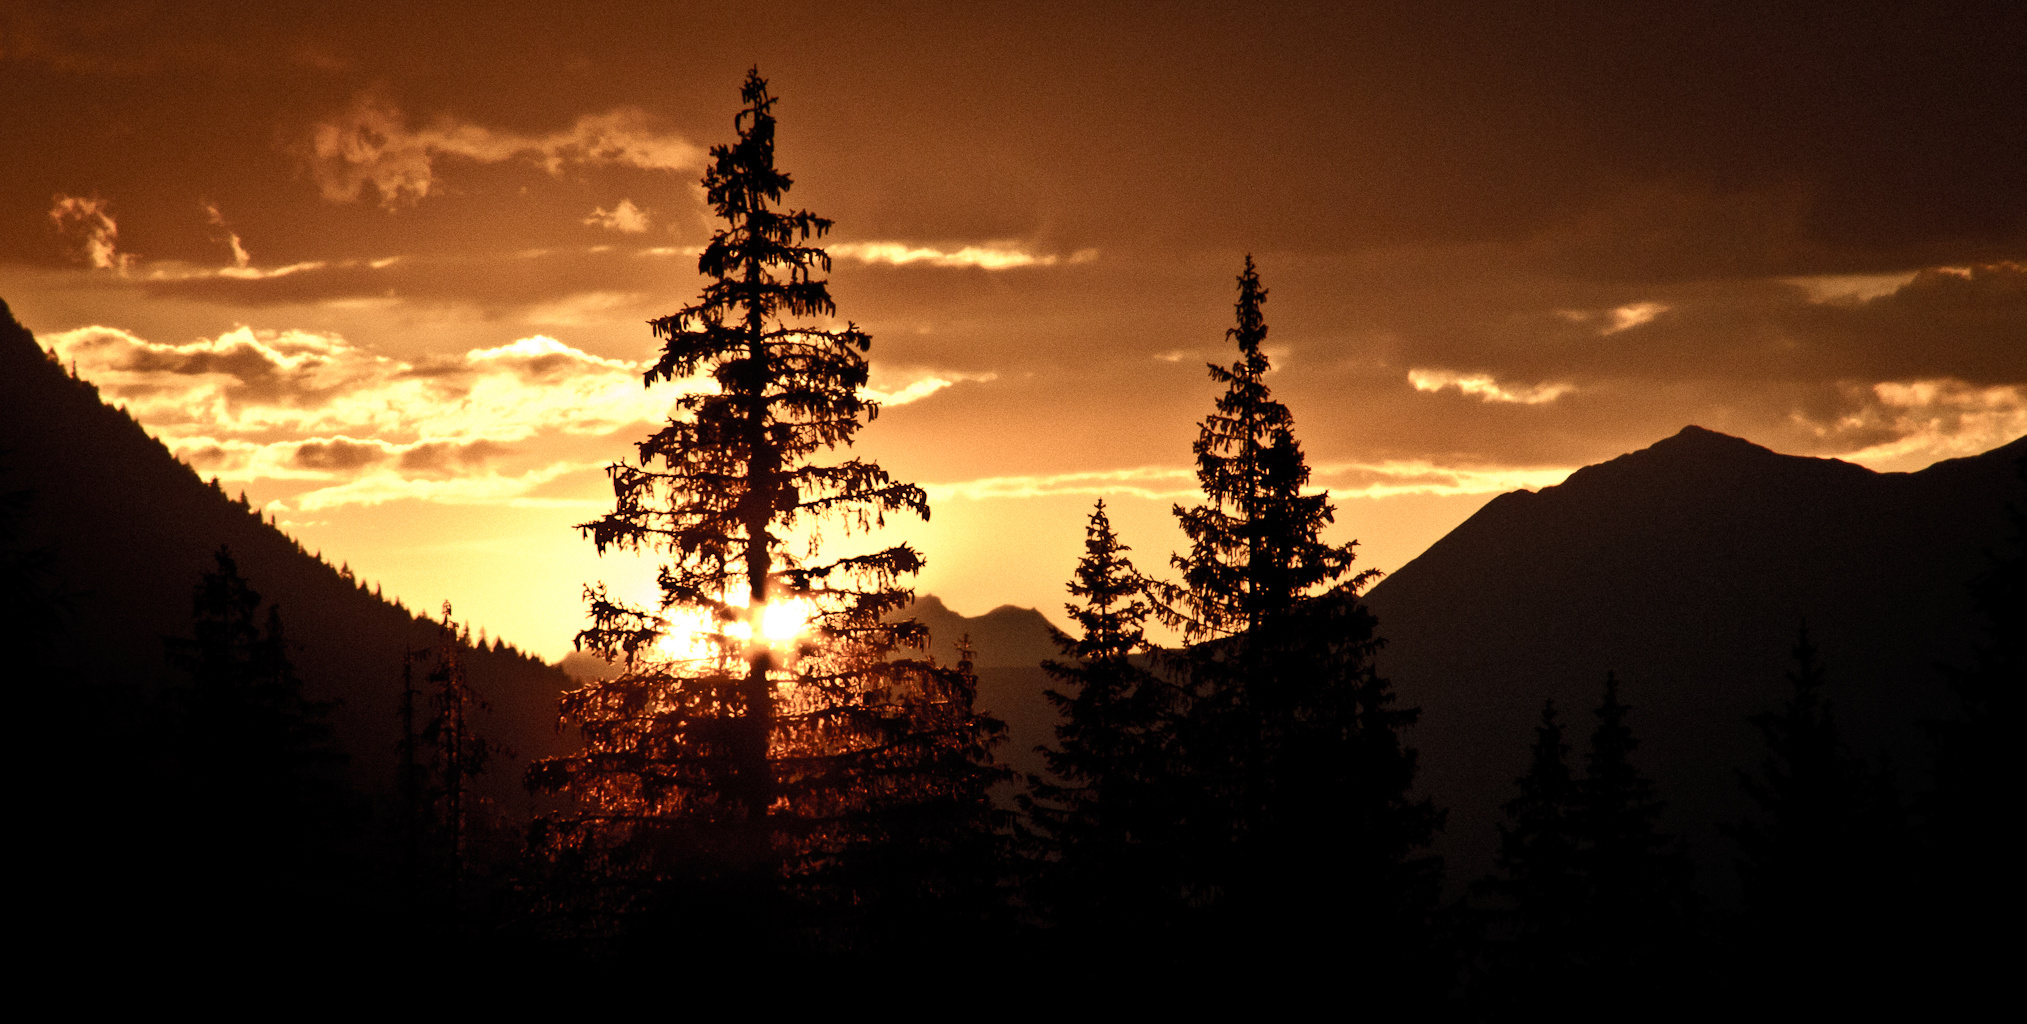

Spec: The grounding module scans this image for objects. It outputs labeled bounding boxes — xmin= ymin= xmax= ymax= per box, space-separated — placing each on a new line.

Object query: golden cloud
xmin=48 ymin=194 xmax=132 ymax=272
xmin=307 ymin=93 xmax=705 ymax=208
xmin=1826 ymin=378 xmax=2027 ymax=473
xmin=1408 ymin=368 xmax=1573 ymax=405
xmin=829 ymin=242 xmax=1098 ymax=271
xmin=42 ymin=323 xmax=997 ymax=513
xmin=920 ymin=460 xmax=1575 ymax=503
xmin=859 ymin=369 xmax=997 ymax=408
xmin=41 ymin=325 xmax=682 ymax=442
xmin=584 ymin=199 xmax=651 ymax=234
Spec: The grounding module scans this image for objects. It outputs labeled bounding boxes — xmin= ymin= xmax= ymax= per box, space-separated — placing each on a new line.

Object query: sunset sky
xmin=4 ymin=2 xmax=2022 ymax=661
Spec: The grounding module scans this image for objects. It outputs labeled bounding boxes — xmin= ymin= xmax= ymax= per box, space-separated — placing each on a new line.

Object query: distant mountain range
xmin=1 ymin=301 xmax=577 ymax=811
xmin=892 ymin=595 xmax=1063 ymax=784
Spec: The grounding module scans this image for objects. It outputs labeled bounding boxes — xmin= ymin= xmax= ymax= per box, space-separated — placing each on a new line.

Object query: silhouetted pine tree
xmin=1020 ymin=500 xmax=1182 ymax=937
xmin=159 ymin=546 xmax=355 ymax=938
xmin=1472 ymin=700 xmax=1585 ymax=1005
xmin=1574 ymin=672 xmax=1693 ymax=988
xmin=1729 ymin=624 xmax=1906 ymax=998
xmin=1472 ymin=677 xmax=1697 ymax=1007
xmin=525 ymin=70 xmax=1005 ymax=961
xmin=395 ymin=603 xmax=509 ymax=936
xmin=1159 ymin=256 xmax=1440 ymax=978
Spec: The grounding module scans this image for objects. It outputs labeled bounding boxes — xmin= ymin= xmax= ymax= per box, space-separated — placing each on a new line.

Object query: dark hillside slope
xmin=0 ymin=301 xmax=576 ymax=812
xmin=1364 ymin=425 xmax=2026 ymax=895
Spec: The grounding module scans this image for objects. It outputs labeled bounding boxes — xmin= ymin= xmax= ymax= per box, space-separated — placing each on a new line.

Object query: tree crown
xmin=1166 ymin=255 xmax=1369 ymax=640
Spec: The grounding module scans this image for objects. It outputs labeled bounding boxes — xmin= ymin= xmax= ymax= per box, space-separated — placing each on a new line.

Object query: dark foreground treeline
xmin=10 ymin=531 xmax=530 ymax=968
xmin=10 ymin=456 xmax=2018 ymax=1009
xmin=7 ymin=323 xmax=2017 ymax=1009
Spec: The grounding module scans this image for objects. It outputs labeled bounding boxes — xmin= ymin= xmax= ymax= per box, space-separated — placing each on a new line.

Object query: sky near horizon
xmin=3 ymin=2 xmax=2023 ymax=661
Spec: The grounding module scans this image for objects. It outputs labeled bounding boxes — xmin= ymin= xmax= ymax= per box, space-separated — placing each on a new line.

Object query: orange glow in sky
xmin=3 ymin=5 xmax=2020 ymax=663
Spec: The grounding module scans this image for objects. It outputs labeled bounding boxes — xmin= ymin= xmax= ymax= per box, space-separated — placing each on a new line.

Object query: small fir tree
xmin=1160 ymin=256 xmax=1440 ymax=974
xmin=164 ymin=546 xmax=348 ymax=839
xmin=159 ymin=546 xmax=354 ymax=934
xmin=1575 ymin=672 xmax=1693 ymax=982
xmin=1730 ymin=624 xmax=1906 ymax=996
xmin=397 ymin=603 xmax=506 ymax=933
xmin=526 ymin=70 xmax=1004 ymax=956
xmin=1020 ymin=500 xmax=1181 ymax=933
xmin=1473 ymin=700 xmax=1585 ymax=1003
xmin=1475 ymin=677 xmax=1694 ymax=1007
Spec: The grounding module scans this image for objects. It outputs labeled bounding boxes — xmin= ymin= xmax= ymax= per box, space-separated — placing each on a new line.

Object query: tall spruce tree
xmin=1020 ymin=500 xmax=1181 ymax=934
xmin=526 ymin=70 xmax=1004 ymax=956
xmin=1161 ymin=256 xmax=1440 ymax=974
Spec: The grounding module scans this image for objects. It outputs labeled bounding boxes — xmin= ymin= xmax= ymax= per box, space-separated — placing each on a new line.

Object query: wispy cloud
xmin=173 ymin=434 xmax=521 ymax=481
xmin=924 ymin=465 xmax=1200 ymax=501
xmin=1310 ymin=460 xmax=1577 ymax=499
xmin=48 ymin=194 xmax=132 ymax=272
xmin=285 ymin=461 xmax=603 ymax=512
xmin=1606 ymin=301 xmax=1668 ymax=333
xmin=1408 ymin=368 xmax=1573 ymax=405
xmin=829 ymin=242 xmax=1098 ymax=271
xmin=922 ymin=460 xmax=1575 ymax=502
xmin=203 ymin=201 xmax=251 ymax=268
xmin=1555 ymin=301 xmax=1670 ymax=335
xmin=584 ymin=199 xmax=651 ymax=234
xmin=860 ymin=370 xmax=997 ymax=407
xmin=307 ymin=93 xmax=704 ymax=208
xmin=1785 ymin=271 xmax=1919 ymax=304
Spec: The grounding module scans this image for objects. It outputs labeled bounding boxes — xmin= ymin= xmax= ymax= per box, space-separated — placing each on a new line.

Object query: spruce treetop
xmin=1167 ymin=255 xmax=1369 ymax=641
xmin=576 ymin=67 xmax=927 ymax=669
xmin=1061 ymin=499 xmax=1151 ymax=664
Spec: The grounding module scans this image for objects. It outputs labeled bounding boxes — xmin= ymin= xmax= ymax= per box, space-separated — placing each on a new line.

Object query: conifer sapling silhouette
xmin=1158 ymin=255 xmax=1440 ymax=965
xmin=1476 ymin=699 xmax=1584 ymax=982
xmin=160 ymin=546 xmax=353 ymax=926
xmin=397 ymin=603 xmax=506 ymax=931
xmin=1020 ymin=499 xmax=1180 ymax=928
xmin=1574 ymin=672 xmax=1692 ymax=977
xmin=1730 ymin=624 xmax=1905 ymax=993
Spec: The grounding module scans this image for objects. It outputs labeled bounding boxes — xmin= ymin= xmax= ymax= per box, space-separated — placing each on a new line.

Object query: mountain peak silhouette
xmin=1365 ymin=424 xmax=2025 ymax=899
xmin=1547 ymin=424 xmax=1873 ymax=501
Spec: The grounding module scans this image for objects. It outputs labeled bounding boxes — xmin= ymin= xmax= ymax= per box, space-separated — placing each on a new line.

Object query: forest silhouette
xmin=2 ymin=70 xmax=2021 ymax=1003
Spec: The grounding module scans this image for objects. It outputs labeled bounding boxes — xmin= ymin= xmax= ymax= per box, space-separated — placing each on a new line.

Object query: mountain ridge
xmin=1 ymin=299 xmax=578 ymax=811
xmin=1365 ymin=422 xmax=2025 ymax=896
